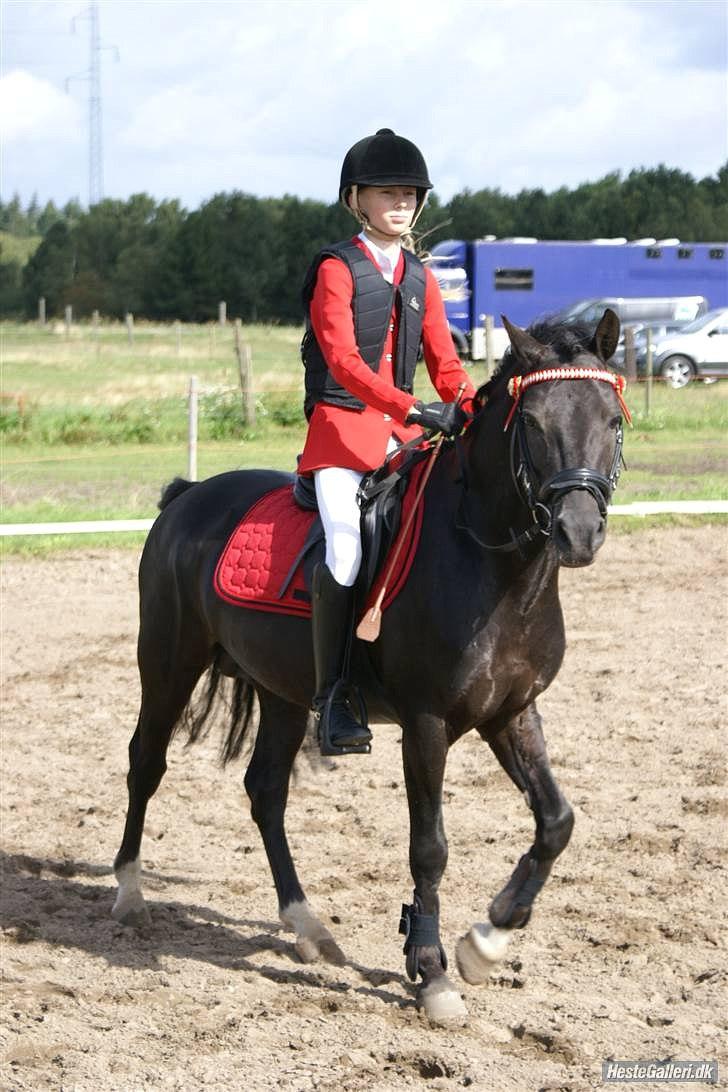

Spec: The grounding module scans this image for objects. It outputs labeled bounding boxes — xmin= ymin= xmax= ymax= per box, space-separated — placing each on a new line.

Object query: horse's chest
xmin=452 ymin=601 xmax=565 ymax=724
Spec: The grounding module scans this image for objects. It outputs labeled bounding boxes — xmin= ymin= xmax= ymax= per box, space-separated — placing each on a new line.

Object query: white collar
xmin=358 ymin=231 xmax=400 ymax=283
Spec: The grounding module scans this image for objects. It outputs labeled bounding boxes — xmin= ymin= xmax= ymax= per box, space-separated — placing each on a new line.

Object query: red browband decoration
xmin=504 ymin=367 xmax=632 ymax=431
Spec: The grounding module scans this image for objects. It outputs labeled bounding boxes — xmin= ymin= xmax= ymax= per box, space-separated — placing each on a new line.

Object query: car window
xmin=680 ymin=309 xmax=728 ymax=334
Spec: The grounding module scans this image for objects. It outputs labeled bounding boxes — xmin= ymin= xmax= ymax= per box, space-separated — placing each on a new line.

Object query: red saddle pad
xmin=214 ymin=463 xmax=427 ymax=620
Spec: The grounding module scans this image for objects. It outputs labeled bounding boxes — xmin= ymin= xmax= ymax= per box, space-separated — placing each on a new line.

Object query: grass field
xmin=2 ymin=320 xmax=726 ymax=554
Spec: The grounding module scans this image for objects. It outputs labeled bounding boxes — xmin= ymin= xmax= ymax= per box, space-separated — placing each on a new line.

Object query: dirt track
xmin=1 ymin=525 xmax=726 ymax=1091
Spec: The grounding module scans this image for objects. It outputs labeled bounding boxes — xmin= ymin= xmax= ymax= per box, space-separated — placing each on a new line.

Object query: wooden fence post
xmin=64 ymin=305 xmax=72 ymax=337
xmin=624 ymin=326 xmax=636 ymax=381
xmin=38 ymin=297 xmax=46 ymax=326
xmin=188 ymin=375 xmax=198 ymax=481
xmin=484 ymin=315 xmax=495 ymax=378
xmin=233 ymin=318 xmax=256 ymax=427
xmin=218 ymin=301 xmax=227 ymax=327
xmin=125 ymin=312 xmax=134 ymax=346
xmin=92 ymin=309 xmax=100 ymax=362
xmin=645 ymin=328 xmax=653 ymax=416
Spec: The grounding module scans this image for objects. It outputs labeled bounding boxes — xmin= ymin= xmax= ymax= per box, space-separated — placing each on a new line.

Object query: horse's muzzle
xmin=551 ymin=490 xmax=607 ymax=567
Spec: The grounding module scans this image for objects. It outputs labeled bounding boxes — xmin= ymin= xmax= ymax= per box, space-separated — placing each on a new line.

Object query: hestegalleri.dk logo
xmin=602 ymin=1060 xmax=718 ymax=1084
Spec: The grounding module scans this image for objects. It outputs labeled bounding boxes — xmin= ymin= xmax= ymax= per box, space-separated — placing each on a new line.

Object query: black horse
xmin=112 ymin=310 xmax=628 ymax=1023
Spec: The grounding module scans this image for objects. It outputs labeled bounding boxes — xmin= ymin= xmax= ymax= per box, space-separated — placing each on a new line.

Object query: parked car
xmin=612 ymin=321 xmax=687 ymax=370
xmin=649 ymin=308 xmax=728 ymax=387
xmin=555 ymin=295 xmax=709 ymax=328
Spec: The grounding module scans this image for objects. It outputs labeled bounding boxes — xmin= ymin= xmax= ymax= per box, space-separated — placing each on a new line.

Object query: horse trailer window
xmin=678 ymin=248 xmax=693 ymax=259
xmin=710 ymin=248 xmax=725 ymax=260
xmin=646 ymin=248 xmax=662 ymax=259
xmin=494 ymin=268 xmax=534 ymax=291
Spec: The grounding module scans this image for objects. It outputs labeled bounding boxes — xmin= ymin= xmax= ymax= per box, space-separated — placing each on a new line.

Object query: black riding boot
xmin=311 ymin=563 xmax=371 ymax=755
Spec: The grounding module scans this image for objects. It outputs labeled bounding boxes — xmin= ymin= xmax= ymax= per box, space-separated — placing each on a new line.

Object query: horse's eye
xmin=609 ymin=415 xmax=622 ymax=430
xmin=522 ymin=412 xmax=541 ymax=431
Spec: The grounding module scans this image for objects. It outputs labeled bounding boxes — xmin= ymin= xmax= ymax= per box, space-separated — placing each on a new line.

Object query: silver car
xmin=651 ymin=308 xmax=728 ymax=388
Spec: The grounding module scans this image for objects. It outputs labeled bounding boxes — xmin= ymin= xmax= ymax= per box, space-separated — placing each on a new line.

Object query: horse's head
xmin=473 ymin=309 xmax=629 ymax=567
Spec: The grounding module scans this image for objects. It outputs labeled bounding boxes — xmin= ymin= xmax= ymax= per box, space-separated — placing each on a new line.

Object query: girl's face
xmin=353 ymin=185 xmax=417 ymax=241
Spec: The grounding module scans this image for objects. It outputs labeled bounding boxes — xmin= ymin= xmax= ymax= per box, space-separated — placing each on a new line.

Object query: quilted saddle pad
xmin=213 ymin=464 xmax=426 ymax=620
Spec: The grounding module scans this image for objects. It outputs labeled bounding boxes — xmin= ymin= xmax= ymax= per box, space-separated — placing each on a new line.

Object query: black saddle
xmin=290 ymin=442 xmax=430 ymax=605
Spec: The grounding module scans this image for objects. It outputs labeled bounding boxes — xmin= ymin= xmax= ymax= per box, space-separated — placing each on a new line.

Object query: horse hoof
xmin=295 ymin=936 xmax=321 ymax=963
xmin=419 ymin=978 xmax=469 ymax=1026
xmin=294 ymin=932 xmax=346 ymax=965
xmin=455 ymin=923 xmax=511 ymax=985
xmin=282 ymin=899 xmax=346 ymax=966
xmin=111 ymin=898 xmax=151 ymax=929
xmin=318 ymin=936 xmax=347 ymax=966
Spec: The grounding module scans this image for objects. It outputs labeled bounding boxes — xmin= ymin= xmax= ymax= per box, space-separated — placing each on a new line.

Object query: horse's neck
xmin=416 ymin=446 xmax=561 ymax=653
xmin=439 ymin=429 xmax=559 ymax=599
xmin=460 ymin=421 xmax=525 ymax=540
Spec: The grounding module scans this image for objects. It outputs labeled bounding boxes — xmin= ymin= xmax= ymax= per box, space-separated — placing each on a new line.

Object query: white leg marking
xmin=112 ymin=857 xmax=150 ymax=926
xmin=280 ymin=899 xmax=345 ymax=966
xmin=455 ymin=922 xmax=511 ymax=985
xmin=419 ymin=977 xmax=469 ymax=1025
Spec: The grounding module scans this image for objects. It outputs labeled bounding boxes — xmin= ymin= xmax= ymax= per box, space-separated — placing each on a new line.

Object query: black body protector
xmin=300 ymin=239 xmax=426 ymax=420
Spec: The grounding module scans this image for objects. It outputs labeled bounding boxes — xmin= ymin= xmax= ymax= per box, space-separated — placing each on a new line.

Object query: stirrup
xmin=314 ymin=679 xmax=371 ymax=757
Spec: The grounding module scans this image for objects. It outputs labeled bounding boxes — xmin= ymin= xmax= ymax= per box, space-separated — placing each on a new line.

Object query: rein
xmin=456 ymin=366 xmax=629 ymax=556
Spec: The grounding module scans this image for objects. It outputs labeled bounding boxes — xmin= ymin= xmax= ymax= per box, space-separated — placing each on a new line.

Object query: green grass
xmin=1 ymin=321 xmax=726 ymax=555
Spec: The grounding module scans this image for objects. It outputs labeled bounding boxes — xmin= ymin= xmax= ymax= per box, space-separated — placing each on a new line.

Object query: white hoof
xmin=112 ymin=859 xmax=150 ymax=927
xmin=111 ymin=896 xmax=151 ymax=928
xmin=281 ymin=899 xmax=346 ymax=967
xmin=419 ymin=977 xmax=469 ymax=1026
xmin=456 ymin=923 xmax=511 ymax=985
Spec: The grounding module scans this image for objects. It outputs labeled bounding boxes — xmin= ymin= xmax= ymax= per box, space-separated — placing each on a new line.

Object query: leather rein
xmin=456 ymin=366 xmax=631 ymax=557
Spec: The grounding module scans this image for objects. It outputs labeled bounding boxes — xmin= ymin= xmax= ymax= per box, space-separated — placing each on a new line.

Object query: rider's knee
xmin=326 ymin=535 xmax=362 ymax=587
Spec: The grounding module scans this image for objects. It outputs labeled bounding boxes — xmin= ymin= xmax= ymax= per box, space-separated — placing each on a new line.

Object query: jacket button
xmin=385 ymin=353 xmax=392 ymax=361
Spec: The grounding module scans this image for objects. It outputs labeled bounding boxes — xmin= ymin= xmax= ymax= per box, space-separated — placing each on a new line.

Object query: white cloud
xmin=0 ymin=69 xmax=82 ymax=143
xmin=1 ymin=0 xmax=725 ymax=207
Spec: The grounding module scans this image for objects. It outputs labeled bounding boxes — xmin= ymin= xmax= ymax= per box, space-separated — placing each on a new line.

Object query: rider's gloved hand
xmin=406 ymin=400 xmax=467 ymax=437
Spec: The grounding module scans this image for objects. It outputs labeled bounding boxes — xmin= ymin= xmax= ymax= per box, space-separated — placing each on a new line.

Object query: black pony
xmin=112 ymin=310 xmax=627 ymax=1023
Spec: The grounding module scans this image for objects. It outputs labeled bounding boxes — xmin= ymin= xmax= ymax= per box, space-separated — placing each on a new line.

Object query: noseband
xmin=458 ymin=367 xmax=630 ymax=556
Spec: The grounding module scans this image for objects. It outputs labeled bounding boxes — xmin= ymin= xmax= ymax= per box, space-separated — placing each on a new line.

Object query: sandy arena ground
xmin=1 ymin=525 xmax=726 ymax=1091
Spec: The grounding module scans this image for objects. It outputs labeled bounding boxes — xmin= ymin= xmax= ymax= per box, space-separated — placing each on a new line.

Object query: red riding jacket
xmin=298 ymin=237 xmax=476 ymax=474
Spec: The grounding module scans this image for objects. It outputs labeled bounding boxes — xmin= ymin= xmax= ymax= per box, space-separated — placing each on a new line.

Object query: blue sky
xmin=2 ymin=0 xmax=726 ymax=210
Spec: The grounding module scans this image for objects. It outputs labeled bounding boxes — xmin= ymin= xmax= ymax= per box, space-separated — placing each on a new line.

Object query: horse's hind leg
xmin=244 ymin=688 xmax=345 ymax=966
xmin=456 ymin=703 xmax=574 ymax=984
xmin=112 ymin=618 xmax=210 ymax=926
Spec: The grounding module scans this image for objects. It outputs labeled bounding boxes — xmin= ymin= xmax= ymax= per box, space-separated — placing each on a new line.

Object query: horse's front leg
xmin=456 ymin=703 xmax=574 ymax=985
xmin=401 ymin=715 xmax=468 ymax=1024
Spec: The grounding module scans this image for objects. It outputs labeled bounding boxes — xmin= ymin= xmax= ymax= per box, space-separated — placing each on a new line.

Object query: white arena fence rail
xmin=1 ymin=501 xmax=727 ymax=537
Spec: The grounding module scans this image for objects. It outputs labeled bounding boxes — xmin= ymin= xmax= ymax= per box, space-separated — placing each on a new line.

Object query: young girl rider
xmin=299 ymin=128 xmax=476 ymax=756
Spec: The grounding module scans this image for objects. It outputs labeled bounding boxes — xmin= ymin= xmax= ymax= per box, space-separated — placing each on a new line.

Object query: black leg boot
xmin=311 ymin=563 xmax=372 ymax=755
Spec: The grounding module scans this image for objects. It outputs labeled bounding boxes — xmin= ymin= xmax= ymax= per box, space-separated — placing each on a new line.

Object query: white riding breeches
xmin=314 ymin=467 xmax=364 ymax=587
xmin=314 ymin=440 xmax=400 ymax=588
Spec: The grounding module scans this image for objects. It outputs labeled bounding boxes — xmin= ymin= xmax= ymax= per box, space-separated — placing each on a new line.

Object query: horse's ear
xmin=590 ymin=308 xmax=620 ymax=363
xmin=501 ymin=314 xmax=546 ymax=364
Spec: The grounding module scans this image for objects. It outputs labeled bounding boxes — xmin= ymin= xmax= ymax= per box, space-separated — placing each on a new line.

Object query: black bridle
xmin=456 ymin=367 xmax=629 ymax=557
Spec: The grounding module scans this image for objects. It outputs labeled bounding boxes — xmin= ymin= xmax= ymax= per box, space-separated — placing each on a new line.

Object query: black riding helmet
xmin=339 ymin=128 xmax=432 ymax=225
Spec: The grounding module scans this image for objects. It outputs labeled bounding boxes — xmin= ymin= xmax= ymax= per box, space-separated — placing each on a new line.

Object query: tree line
xmin=1 ymin=163 xmax=726 ymax=322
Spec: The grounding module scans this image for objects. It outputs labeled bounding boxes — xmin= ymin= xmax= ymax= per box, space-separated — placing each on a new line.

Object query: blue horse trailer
xmin=428 ymin=237 xmax=728 ymax=359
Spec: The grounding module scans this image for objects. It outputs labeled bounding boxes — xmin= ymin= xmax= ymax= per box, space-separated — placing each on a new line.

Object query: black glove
xmin=407 ymin=400 xmax=467 ymax=437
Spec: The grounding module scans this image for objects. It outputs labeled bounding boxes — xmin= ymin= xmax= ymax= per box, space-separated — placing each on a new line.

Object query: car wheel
xmin=660 ymin=355 xmax=695 ymax=389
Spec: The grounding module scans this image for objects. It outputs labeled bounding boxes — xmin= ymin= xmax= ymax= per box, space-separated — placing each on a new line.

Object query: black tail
xmin=159 ymin=477 xmax=195 ymax=511
xmin=178 ymin=648 xmax=259 ymax=765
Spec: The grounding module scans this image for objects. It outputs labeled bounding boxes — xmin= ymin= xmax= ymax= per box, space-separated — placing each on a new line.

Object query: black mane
xmin=474 ymin=317 xmax=596 ymax=410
